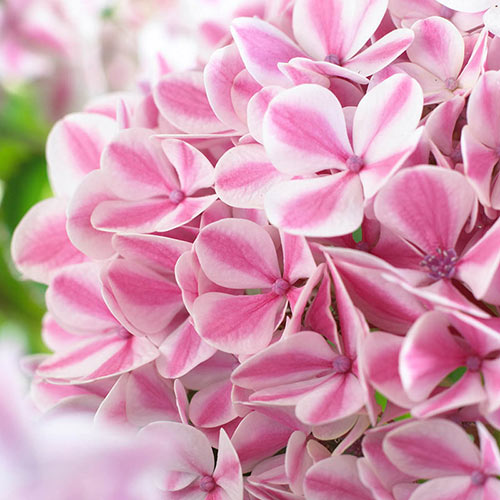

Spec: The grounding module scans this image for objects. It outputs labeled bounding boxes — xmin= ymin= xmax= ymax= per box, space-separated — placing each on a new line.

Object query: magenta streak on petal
xmin=64 ymin=122 xmax=100 ymax=174
xmin=272 ymin=278 xmax=291 ymax=296
xmin=199 ymin=475 xmax=217 ymax=492
xmin=420 ymin=248 xmax=458 ymax=280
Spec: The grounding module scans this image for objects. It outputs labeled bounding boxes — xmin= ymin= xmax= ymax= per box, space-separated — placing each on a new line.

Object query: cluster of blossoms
xmin=9 ymin=0 xmax=500 ymax=498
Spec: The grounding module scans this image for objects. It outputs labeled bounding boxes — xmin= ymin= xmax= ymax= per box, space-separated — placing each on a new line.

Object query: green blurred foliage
xmin=0 ymin=86 xmax=52 ymax=353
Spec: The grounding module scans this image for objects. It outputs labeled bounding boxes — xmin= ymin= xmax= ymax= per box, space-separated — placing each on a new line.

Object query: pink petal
xmin=37 ymin=334 xmax=159 ymax=383
xmin=100 ymin=259 xmax=183 ymax=336
xmin=194 ymin=218 xmax=281 ymax=289
xmin=157 ymin=319 xmax=216 ymax=379
xmin=407 ymin=17 xmax=464 ymax=81
xmin=154 ymin=71 xmax=228 ymax=134
xmin=66 ymin=170 xmax=115 ymax=259
xmin=457 ymin=28 xmax=488 ymax=91
xmin=399 ymin=311 xmax=466 ymax=401
xmin=467 ymin=71 xmax=500 ymax=150
xmin=189 ymin=380 xmax=237 ymax=428
xmin=265 ymin=173 xmax=364 ymax=237
xmin=247 ymin=86 xmax=282 ymax=144
xmin=263 ymin=83 xmax=352 ymax=175
xmin=344 ymin=29 xmax=415 ymax=77
xmin=353 ymin=74 xmax=423 ymax=165
xmin=432 ymin=0 xmax=491 ymax=13
xmin=296 ymin=373 xmax=365 ymax=425
xmin=409 ymin=477 xmax=480 ymax=500
xmin=285 ymin=431 xmax=313 ymax=495
xmin=230 ymin=17 xmax=305 ymax=87
xmin=478 ymin=422 xmax=500 ymax=476
xmin=11 ymin=198 xmax=86 ymax=284
xmin=46 ymin=112 xmax=117 ymax=197
xmin=457 ymin=217 xmax=500 ymax=303
xmin=304 ymin=455 xmax=373 ymax=500
xmin=192 ymin=292 xmax=285 ymax=354
xmin=46 ymin=263 xmax=117 ymax=335
xmin=215 ymin=144 xmax=289 ymax=209
xmin=231 ymin=411 xmax=294 ymax=473
xmin=161 ymin=139 xmax=215 ymax=195
xmin=374 ymin=166 xmax=475 ymax=254
xmin=101 ymin=128 xmax=176 ymax=201
xmin=281 ymin=232 xmax=317 ymax=284
xmin=292 ymin=0 xmax=387 ymax=61
xmin=231 ymin=69 xmax=261 ymax=125
xmin=232 ymin=331 xmax=335 ymax=390
xmin=383 ymin=419 xmax=481 ymax=478
xmin=140 ymin=421 xmax=214 ymax=476
xmin=204 ymin=44 xmax=247 ymax=132
xmin=213 ymin=430 xmax=243 ymax=499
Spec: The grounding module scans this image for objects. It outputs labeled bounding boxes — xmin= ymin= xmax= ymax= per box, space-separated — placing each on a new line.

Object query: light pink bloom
xmin=140 ymin=422 xmax=243 ymax=499
xmin=384 ymin=419 xmax=500 ymax=500
xmin=262 ymin=74 xmax=422 ymax=236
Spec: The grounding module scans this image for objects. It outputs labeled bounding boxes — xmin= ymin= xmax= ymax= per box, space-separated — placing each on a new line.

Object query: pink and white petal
xmin=457 ymin=28 xmax=488 ymax=91
xmin=230 ymin=17 xmax=305 ymax=87
xmin=215 ymin=144 xmax=289 ymax=209
xmin=362 ymin=332 xmax=413 ymax=409
xmin=231 ymin=69 xmax=261 ymax=125
xmin=66 ymin=170 xmax=116 ymax=260
xmin=189 ymin=380 xmax=237 ymax=428
xmin=101 ymin=260 xmax=183 ymax=336
xmin=484 ymin=479 xmax=500 ymax=500
xmin=480 ymin=358 xmax=500 ymax=413
xmin=374 ymin=166 xmax=475 ymax=254
xmin=204 ymin=44 xmax=247 ymax=132
xmin=46 ymin=112 xmax=117 ymax=197
xmin=412 ymin=372 xmax=486 ymax=417
xmin=213 ymin=430 xmax=243 ymax=500
xmin=296 ymin=373 xmax=365 ymax=425
xmin=175 ymin=251 xmax=199 ymax=315
xmin=101 ymin=128 xmax=176 ymax=200
xmin=157 ymin=319 xmax=216 ymax=379
xmin=304 ymin=455 xmax=373 ymax=500
xmin=432 ymin=0 xmax=491 ymax=13
xmin=265 ymin=173 xmax=364 ymax=237
xmin=263 ymin=83 xmax=352 ymax=175
xmin=111 ymin=234 xmax=191 ymax=276
xmin=161 ymin=139 xmax=215 ymax=195
xmin=154 ymin=71 xmax=228 ymax=134
xmin=46 ymin=262 xmax=117 ymax=335
xmin=125 ymin=364 xmax=179 ymax=426
xmin=399 ymin=311 xmax=466 ymax=401
xmin=37 ymin=334 xmax=159 ymax=383
xmin=383 ymin=419 xmax=481 ymax=478
xmin=407 ymin=17 xmax=464 ymax=80
xmin=329 ymin=78 xmax=364 ymax=107
xmin=478 ymin=422 xmax=500 ymax=476
xmin=323 ymin=247 xmax=426 ymax=334
xmin=467 ymin=71 xmax=500 ymax=150
xmin=356 ymin=459 xmax=393 ymax=500
xmin=192 ymin=292 xmax=285 ymax=354
xmin=247 ymin=86 xmax=282 ymax=145
xmin=409 ymin=477 xmax=480 ymax=500
xmin=279 ymin=61 xmax=332 ymax=87
xmin=163 ymin=485 xmax=207 ymax=500
xmin=353 ymin=74 xmax=423 ymax=164
xmin=195 ymin=218 xmax=280 ymax=289
xmin=281 ymin=232 xmax=317 ymax=283
xmin=457 ymin=217 xmax=500 ymax=303
xmin=231 ymin=411 xmax=294 ymax=473
xmin=232 ymin=331 xmax=335 ymax=390
xmin=286 ymin=57 xmax=370 ymax=84
xmin=41 ymin=314 xmax=78 ymax=352
xmin=344 ymin=28 xmax=414 ymax=77
xmin=140 ymin=421 xmax=214 ymax=476
xmin=285 ymin=431 xmax=313 ymax=495
xmin=11 ymin=198 xmax=86 ymax=284
xmin=485 ymin=5 xmax=500 ymax=37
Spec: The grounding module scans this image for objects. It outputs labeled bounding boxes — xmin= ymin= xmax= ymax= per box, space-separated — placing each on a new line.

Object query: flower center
xmin=346 ymin=155 xmax=364 ymax=173
xmin=450 ymin=144 xmax=462 ymax=164
xmin=324 ymin=54 xmax=340 ymax=65
xmin=272 ymin=278 xmax=291 ymax=296
xmin=466 ymin=355 xmax=482 ymax=372
xmin=332 ymin=355 xmax=352 ymax=374
xmin=115 ymin=326 xmax=132 ymax=339
xmin=471 ymin=470 xmax=487 ymax=486
xmin=445 ymin=77 xmax=459 ymax=91
xmin=420 ymin=248 xmax=458 ymax=280
xmin=199 ymin=475 xmax=216 ymax=492
xmin=169 ymin=189 xmax=185 ymax=204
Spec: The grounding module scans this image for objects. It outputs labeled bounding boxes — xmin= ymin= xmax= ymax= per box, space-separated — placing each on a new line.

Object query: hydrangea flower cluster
xmin=10 ymin=0 xmax=500 ymax=498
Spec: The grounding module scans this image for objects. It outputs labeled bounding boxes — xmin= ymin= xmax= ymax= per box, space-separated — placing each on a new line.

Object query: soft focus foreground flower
xmin=9 ymin=0 xmax=500 ymax=497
